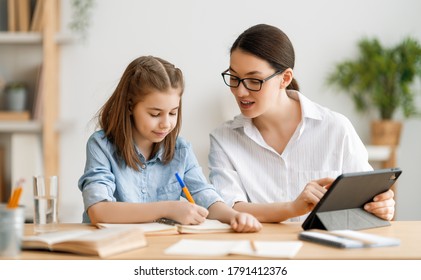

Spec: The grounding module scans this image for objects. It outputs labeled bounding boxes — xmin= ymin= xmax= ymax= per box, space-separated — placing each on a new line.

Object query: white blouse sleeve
xmin=208 ymin=132 xmax=249 ymax=207
xmin=341 ymin=116 xmax=373 ymax=172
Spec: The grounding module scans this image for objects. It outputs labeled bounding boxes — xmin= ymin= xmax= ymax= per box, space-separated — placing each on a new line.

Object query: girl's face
xmin=131 ymin=88 xmax=180 ymax=151
xmin=229 ymin=49 xmax=283 ymax=118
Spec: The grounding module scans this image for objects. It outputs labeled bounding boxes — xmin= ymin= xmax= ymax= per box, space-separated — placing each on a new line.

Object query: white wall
xmin=58 ymin=0 xmax=421 ymax=222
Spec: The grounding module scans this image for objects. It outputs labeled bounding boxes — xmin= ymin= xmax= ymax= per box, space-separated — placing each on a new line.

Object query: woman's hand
xmin=364 ymin=189 xmax=395 ymax=221
xmin=291 ymin=177 xmax=334 ymax=217
xmin=230 ymin=212 xmax=262 ymax=233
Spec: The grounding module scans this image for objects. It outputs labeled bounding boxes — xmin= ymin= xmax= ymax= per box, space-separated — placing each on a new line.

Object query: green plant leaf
xmin=326 ymin=36 xmax=421 ymax=120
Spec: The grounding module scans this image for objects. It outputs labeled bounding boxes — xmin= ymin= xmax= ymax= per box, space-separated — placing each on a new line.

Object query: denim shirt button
xmin=141 ymin=188 xmax=147 ymax=193
xmin=141 ymin=164 xmax=146 ymax=169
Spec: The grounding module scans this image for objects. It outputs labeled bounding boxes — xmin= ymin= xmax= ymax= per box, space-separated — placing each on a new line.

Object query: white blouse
xmin=208 ymin=90 xmax=372 ymax=222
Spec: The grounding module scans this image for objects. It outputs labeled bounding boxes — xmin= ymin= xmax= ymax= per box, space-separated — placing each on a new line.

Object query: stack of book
xmin=23 ymin=227 xmax=148 ymax=258
xmin=7 ymin=0 xmax=44 ymax=32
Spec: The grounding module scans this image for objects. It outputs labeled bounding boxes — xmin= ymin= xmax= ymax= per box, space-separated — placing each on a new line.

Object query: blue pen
xmin=175 ymin=172 xmax=195 ymax=204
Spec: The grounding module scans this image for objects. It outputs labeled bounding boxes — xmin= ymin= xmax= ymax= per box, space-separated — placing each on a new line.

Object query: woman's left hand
xmin=364 ymin=189 xmax=395 ymax=221
xmin=230 ymin=212 xmax=263 ymax=233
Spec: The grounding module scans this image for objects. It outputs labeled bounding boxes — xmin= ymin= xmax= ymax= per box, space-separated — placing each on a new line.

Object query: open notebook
xmin=97 ymin=219 xmax=233 ymax=236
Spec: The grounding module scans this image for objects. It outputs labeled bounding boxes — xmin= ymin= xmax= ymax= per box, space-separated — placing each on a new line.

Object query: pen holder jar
xmin=0 ymin=203 xmax=25 ymax=259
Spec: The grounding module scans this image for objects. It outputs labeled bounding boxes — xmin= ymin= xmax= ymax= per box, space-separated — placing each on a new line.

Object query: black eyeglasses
xmin=221 ymin=69 xmax=283 ymax=92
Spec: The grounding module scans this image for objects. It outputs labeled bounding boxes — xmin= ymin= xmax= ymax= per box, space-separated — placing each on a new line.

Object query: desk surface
xmin=19 ymin=221 xmax=421 ymax=260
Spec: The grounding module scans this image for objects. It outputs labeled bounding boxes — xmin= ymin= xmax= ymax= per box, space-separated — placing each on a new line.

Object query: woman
xmin=208 ymin=24 xmax=395 ymax=222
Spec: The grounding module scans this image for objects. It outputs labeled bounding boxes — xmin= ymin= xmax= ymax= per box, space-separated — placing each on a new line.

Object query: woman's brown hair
xmin=98 ymin=56 xmax=184 ymax=170
xmin=230 ymin=24 xmax=299 ymax=91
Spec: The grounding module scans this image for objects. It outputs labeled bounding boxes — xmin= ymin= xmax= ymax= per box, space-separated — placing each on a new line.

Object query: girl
xmin=209 ymin=24 xmax=395 ymax=222
xmin=79 ymin=56 xmax=261 ymax=232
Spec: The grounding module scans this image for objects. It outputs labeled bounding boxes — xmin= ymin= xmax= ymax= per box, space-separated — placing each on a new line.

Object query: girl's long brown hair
xmin=98 ymin=56 xmax=184 ymax=170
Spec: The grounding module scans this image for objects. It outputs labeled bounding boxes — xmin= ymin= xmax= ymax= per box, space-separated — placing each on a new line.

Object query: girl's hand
xmin=230 ymin=212 xmax=262 ymax=233
xmin=364 ymin=189 xmax=395 ymax=221
xmin=291 ymin=177 xmax=334 ymax=216
xmin=167 ymin=201 xmax=209 ymax=225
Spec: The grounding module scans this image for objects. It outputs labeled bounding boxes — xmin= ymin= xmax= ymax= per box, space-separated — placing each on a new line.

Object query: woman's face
xmin=131 ymin=88 xmax=180 ymax=151
xmin=228 ymin=49 xmax=283 ymax=118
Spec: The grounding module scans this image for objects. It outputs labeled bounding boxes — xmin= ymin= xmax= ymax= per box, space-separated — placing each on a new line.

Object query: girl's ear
xmin=128 ymin=99 xmax=134 ymax=114
xmin=280 ymin=68 xmax=294 ymax=89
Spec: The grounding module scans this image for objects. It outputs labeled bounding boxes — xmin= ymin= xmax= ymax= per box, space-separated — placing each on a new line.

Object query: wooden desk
xmin=19 ymin=221 xmax=421 ymax=260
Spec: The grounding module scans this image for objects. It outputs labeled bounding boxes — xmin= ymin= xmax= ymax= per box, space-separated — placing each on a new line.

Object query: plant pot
xmin=371 ymin=120 xmax=402 ymax=146
xmin=5 ymin=86 xmax=27 ymax=112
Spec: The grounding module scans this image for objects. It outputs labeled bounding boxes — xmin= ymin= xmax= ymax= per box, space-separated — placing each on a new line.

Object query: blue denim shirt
xmin=78 ymin=130 xmax=223 ymax=223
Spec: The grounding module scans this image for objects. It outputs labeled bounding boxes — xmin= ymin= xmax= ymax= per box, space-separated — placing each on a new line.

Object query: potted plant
xmin=326 ymin=37 xmax=421 ymax=146
xmin=69 ymin=0 xmax=95 ymax=40
xmin=4 ymin=82 xmax=28 ymax=112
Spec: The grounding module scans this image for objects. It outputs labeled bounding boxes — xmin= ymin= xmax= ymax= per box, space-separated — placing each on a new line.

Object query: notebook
xmin=299 ymin=229 xmax=400 ymax=248
xmin=97 ymin=219 xmax=233 ymax=236
xmin=164 ymin=239 xmax=303 ymax=258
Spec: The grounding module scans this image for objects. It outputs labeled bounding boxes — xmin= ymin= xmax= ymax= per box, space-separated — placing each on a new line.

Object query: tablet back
xmin=302 ymin=168 xmax=402 ymax=231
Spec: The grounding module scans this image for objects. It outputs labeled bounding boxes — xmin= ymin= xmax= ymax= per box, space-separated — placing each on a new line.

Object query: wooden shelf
xmin=0 ymin=0 xmax=61 ymax=205
xmin=0 ymin=32 xmax=74 ymax=44
xmin=0 ymin=32 xmax=42 ymax=44
xmin=366 ymin=145 xmax=392 ymax=162
xmin=0 ymin=111 xmax=30 ymax=121
xmin=366 ymin=144 xmax=397 ymax=168
xmin=0 ymin=120 xmax=41 ymax=133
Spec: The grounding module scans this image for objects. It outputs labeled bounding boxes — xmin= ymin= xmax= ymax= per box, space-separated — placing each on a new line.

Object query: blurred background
xmin=1 ymin=0 xmax=420 ymax=222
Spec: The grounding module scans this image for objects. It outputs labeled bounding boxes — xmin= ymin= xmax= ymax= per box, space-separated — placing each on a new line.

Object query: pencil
xmin=7 ymin=186 xmax=23 ymax=208
xmin=250 ymin=240 xmax=258 ymax=252
xmin=175 ymin=172 xmax=196 ymax=204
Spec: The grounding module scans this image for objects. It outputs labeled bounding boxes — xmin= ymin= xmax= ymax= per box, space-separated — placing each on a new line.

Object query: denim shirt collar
xmin=134 ymin=143 xmax=164 ymax=164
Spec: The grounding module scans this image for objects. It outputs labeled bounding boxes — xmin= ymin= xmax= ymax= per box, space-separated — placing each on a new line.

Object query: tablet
xmin=301 ymin=168 xmax=402 ymax=231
